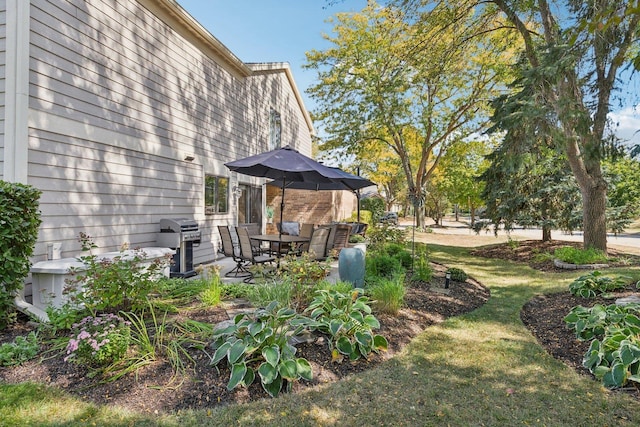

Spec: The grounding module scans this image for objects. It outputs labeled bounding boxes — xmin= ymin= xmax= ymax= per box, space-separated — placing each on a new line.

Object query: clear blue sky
xmin=176 ymin=0 xmax=639 ymax=147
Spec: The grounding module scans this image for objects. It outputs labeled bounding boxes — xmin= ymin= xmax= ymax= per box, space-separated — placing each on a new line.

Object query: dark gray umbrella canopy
xmin=267 ymin=167 xmax=375 ymax=191
xmin=225 ymin=145 xmax=375 ymax=233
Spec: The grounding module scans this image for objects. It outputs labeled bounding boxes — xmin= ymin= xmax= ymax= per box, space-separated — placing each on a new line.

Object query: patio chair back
xmin=236 ymin=227 xmax=275 ymax=265
xmin=218 ymin=225 xmax=238 ymax=258
xmin=298 ymin=223 xmax=315 ymax=252
xmin=238 ymin=222 xmax=264 ymax=254
xmin=307 ymin=227 xmax=331 ymax=260
xmin=218 ymin=225 xmax=251 ymax=278
xmin=238 ymin=222 xmax=260 ymax=236
xmin=331 ymin=224 xmax=352 ymax=255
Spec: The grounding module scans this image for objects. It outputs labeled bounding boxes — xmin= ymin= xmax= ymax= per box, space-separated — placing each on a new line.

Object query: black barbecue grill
xmin=157 ymin=218 xmax=201 ymax=278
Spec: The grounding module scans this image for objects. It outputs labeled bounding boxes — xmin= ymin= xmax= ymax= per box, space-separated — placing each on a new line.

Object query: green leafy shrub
xmin=64 ymin=313 xmax=131 ymax=368
xmin=532 ymin=251 xmax=555 ymax=263
xmin=344 ymin=210 xmax=372 ymax=224
xmin=360 ymin=197 xmax=385 ymax=222
xmin=554 ymin=246 xmax=608 ymax=265
xmin=65 ymin=233 xmax=171 ymax=313
xmin=568 ymin=271 xmax=630 ymax=298
xmin=349 ymin=234 xmax=365 ymax=244
xmin=384 ymin=243 xmax=413 ymax=269
xmin=45 ymin=304 xmax=86 ymax=333
xmin=304 ymin=289 xmax=388 ymax=362
xmin=366 ymin=223 xmax=407 ymax=252
xmin=368 ymin=275 xmax=405 ymax=315
xmin=0 ymin=331 xmax=39 ymax=366
xmin=210 ymin=301 xmax=312 ymax=397
xmin=412 ymin=244 xmax=433 ymax=282
xmin=0 ymin=181 xmax=42 ymax=329
xmin=365 ymin=253 xmax=403 ymax=281
xmin=447 ymin=267 xmax=468 ymax=282
xmin=279 ymin=252 xmax=331 ymax=287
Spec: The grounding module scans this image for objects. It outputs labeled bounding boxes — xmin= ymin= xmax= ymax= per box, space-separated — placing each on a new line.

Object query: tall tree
xmin=305 ymin=1 xmax=515 ymax=227
xmin=484 ymin=0 xmax=640 ymax=252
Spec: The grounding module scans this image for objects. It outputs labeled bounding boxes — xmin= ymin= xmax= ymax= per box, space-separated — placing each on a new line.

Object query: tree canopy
xmin=306 ymin=0 xmax=516 ymax=226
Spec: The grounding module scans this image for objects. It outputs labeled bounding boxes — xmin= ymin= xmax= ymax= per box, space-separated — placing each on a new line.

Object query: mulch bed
xmin=0 ymin=263 xmax=489 ymax=414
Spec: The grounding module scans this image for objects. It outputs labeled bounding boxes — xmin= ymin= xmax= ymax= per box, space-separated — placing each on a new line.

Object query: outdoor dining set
xmin=217 ymin=221 xmax=357 ymax=282
xmin=218 ymin=145 xmax=376 ymax=283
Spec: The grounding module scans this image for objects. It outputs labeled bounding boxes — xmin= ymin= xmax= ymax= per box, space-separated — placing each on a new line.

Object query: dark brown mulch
xmin=0 ymin=264 xmax=489 ymax=415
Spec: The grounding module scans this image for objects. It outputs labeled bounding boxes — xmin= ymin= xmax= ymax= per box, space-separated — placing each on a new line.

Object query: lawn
xmin=2 ymin=234 xmax=640 ymax=426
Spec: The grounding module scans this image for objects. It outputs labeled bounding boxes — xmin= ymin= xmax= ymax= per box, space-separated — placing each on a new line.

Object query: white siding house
xmin=0 ymin=0 xmax=314 ymax=265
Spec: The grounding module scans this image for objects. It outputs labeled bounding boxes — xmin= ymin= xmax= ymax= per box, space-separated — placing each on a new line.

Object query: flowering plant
xmin=64 ymin=313 xmax=131 ymax=367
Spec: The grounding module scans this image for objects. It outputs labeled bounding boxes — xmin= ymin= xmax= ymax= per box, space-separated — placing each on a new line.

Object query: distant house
xmin=0 ymin=0 xmax=314 ymax=265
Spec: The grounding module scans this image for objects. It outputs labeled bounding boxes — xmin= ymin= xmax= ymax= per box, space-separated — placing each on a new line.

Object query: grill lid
xmin=159 ymin=218 xmax=199 ymax=233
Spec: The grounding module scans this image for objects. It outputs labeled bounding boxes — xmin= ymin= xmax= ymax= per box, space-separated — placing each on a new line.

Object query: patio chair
xmin=218 ymin=225 xmax=251 ymax=278
xmin=238 ymin=222 xmax=266 ymax=254
xmin=330 ymin=224 xmax=352 ymax=256
xmin=306 ymin=227 xmax=331 ymax=261
xmin=236 ymin=226 xmax=276 ymax=282
xmin=296 ymin=223 xmax=315 ymax=253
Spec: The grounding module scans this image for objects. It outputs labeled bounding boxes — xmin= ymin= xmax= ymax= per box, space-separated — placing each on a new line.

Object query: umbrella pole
xmin=277 ymin=176 xmax=286 ymax=268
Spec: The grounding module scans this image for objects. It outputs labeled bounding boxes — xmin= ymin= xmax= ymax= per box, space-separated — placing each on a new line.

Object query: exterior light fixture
xmin=445 ymin=271 xmax=451 ymax=289
xmin=184 ymin=155 xmax=195 ymax=162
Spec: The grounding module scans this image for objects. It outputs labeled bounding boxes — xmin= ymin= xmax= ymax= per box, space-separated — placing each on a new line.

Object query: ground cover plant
xmin=554 ymin=246 xmax=609 ymax=265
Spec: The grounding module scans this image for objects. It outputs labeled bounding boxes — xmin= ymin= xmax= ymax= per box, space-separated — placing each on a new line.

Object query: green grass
xmin=3 ymin=241 xmax=640 ymax=426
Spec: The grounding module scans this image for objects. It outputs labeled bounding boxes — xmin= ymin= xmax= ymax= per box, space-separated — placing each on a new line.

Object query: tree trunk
xmin=581 ymin=181 xmax=608 ymax=253
xmin=542 ymin=226 xmax=551 ymax=242
xmin=415 ymin=208 xmax=425 ymax=229
xmin=470 ymin=205 xmax=476 ymax=228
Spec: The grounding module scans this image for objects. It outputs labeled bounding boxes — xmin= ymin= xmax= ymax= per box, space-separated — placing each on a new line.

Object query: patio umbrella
xmin=225 ymin=146 xmax=375 ymax=238
xmin=267 ymin=167 xmax=375 ymax=191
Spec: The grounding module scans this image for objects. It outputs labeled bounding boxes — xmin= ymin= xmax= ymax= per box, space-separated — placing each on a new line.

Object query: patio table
xmin=250 ymin=234 xmax=309 ymax=256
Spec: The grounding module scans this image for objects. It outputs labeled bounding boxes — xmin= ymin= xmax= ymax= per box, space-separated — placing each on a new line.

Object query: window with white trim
xmin=204 ymin=175 xmax=228 ymax=215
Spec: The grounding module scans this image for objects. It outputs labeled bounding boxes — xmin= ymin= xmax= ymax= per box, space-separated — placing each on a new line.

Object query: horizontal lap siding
xmin=30 ymin=128 xmax=202 ymax=255
xmin=26 ymin=0 xmax=311 ymax=264
xmin=29 ymin=0 xmax=258 ymax=161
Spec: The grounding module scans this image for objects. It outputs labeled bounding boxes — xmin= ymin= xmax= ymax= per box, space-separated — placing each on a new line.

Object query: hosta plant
xmin=209 ymin=301 xmax=312 ymax=397
xmin=564 ymin=304 xmax=640 ymax=341
xmin=303 ymin=289 xmax=388 ymax=362
xmin=583 ymin=329 xmax=640 ymax=388
xmin=568 ymin=271 xmax=630 ymax=298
